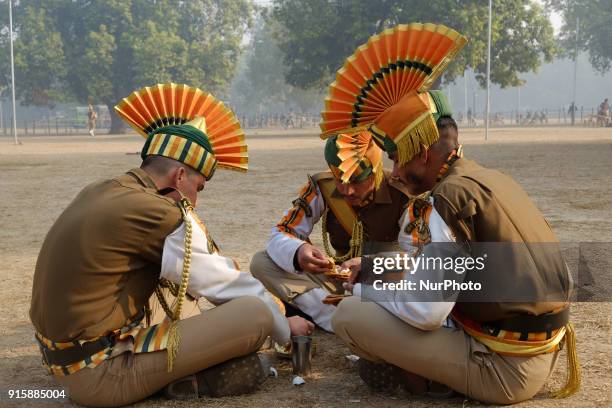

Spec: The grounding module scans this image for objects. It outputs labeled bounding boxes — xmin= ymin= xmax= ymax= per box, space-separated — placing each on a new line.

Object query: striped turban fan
xmin=324 ymin=130 xmax=383 ymax=187
xmin=114 ymin=83 xmax=247 ymax=180
xmin=370 ymin=89 xmax=453 ymax=164
xmin=319 ymin=23 xmax=467 ymax=165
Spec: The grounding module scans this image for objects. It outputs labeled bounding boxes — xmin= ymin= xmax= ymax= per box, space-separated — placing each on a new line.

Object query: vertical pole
xmin=485 ymin=0 xmax=492 ymax=140
xmin=9 ymin=0 xmax=19 ymax=144
xmin=517 ymin=86 xmax=521 ymax=124
xmin=463 ymin=72 xmax=468 ymax=124
xmin=473 ymin=91 xmax=476 ymax=126
xmin=0 ymin=90 xmax=3 ymax=131
xmin=571 ymin=16 xmax=579 ymax=126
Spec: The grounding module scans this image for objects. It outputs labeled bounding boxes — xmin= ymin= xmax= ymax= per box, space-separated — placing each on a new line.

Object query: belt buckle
xmin=39 ymin=346 xmax=52 ymax=366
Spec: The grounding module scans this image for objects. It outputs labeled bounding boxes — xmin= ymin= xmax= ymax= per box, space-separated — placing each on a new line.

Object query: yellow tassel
xmin=166 ymin=320 xmax=180 ymax=372
xmin=550 ymin=323 xmax=581 ymax=398
xmin=397 ymin=115 xmax=439 ymax=165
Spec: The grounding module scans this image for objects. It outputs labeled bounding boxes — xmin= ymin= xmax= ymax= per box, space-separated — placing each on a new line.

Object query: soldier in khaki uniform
xmin=313 ymin=23 xmax=579 ymax=403
xmin=331 ymin=93 xmax=579 ymax=403
xmin=251 ymin=130 xmax=410 ymax=332
xmin=30 ymin=83 xmax=312 ymax=407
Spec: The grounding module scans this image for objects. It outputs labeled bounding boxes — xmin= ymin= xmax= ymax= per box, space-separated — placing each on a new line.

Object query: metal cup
xmin=291 ymin=335 xmax=312 ymax=376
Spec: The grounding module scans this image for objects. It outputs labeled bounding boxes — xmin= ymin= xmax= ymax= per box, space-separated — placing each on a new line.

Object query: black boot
xmin=165 ymin=352 xmax=267 ymax=399
xmin=357 ymin=359 xmax=404 ymax=393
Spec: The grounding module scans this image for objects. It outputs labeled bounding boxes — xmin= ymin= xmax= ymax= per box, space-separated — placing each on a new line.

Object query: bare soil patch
xmin=1 ymin=127 xmax=610 ymax=407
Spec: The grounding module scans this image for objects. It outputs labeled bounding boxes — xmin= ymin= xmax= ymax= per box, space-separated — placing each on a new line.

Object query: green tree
xmin=271 ymin=0 xmax=557 ymax=89
xmin=548 ymin=0 xmax=612 ymax=74
xmin=0 ymin=0 xmax=252 ymax=133
xmin=230 ymin=10 xmax=322 ymax=115
xmin=0 ymin=2 xmax=11 ymax=93
xmin=0 ymin=2 xmax=66 ymax=107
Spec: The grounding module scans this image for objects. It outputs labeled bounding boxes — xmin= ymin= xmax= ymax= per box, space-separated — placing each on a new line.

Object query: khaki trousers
xmin=250 ymin=250 xmax=343 ymax=303
xmin=332 ymin=297 xmax=559 ymax=405
xmin=55 ymin=296 xmax=273 ymax=407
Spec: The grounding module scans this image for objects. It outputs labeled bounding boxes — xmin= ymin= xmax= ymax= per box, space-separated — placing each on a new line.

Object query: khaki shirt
xmin=30 ymin=168 xmax=182 ymax=342
xmin=431 ymin=159 xmax=571 ymax=321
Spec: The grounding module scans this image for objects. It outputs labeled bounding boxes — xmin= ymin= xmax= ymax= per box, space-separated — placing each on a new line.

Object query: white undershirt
xmin=355 ymin=197 xmax=461 ymax=330
xmin=160 ymin=212 xmax=290 ymax=344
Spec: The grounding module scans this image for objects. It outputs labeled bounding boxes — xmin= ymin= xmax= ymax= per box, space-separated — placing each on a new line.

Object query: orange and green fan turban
xmin=319 ymin=23 xmax=467 ymax=165
xmin=369 ymin=89 xmax=453 ymax=164
xmin=114 ymin=83 xmax=247 ymax=180
xmin=324 ymin=130 xmax=383 ymax=187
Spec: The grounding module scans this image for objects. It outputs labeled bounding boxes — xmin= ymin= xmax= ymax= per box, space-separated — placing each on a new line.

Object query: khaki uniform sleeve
xmin=135 ymin=200 xmax=183 ymax=264
xmin=432 ymin=179 xmax=481 ymax=243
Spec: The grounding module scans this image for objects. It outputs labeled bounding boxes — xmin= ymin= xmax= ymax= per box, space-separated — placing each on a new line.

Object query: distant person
xmin=494 ymin=112 xmax=503 ymax=125
xmin=568 ymin=102 xmax=578 ymax=126
xmin=598 ymin=98 xmax=609 ymax=126
xmin=287 ymin=109 xmax=296 ymax=128
xmin=87 ymin=104 xmax=97 ymax=136
xmin=599 ymin=98 xmax=609 ymax=116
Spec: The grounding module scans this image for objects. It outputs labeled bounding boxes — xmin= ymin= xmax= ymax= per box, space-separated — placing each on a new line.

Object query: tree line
xmin=0 ymin=0 xmax=609 ymax=134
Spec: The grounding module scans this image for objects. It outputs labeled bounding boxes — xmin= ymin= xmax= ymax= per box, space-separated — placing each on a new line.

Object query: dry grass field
xmin=0 ymin=126 xmax=611 ymax=407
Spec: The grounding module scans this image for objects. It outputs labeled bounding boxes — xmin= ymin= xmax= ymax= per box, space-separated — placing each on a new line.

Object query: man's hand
xmin=341 ymin=257 xmax=362 ymax=291
xmin=297 ymin=243 xmax=331 ymax=274
xmin=288 ymin=316 xmax=315 ymax=336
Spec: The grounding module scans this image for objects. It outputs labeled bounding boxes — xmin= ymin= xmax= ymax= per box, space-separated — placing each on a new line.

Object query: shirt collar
xmin=127 ymin=168 xmax=159 ymax=190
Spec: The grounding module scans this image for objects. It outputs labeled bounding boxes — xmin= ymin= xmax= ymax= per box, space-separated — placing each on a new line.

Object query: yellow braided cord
xmin=350 ymin=219 xmax=364 ymax=259
xmin=160 ymin=279 xmax=180 ymax=296
xmin=172 ymin=197 xmax=192 ymax=322
xmin=154 ymin=286 xmax=174 ymax=317
xmin=550 ymin=323 xmax=581 ymax=398
xmin=152 ymin=198 xmax=193 ymax=372
xmin=322 ymin=208 xmax=363 ymax=263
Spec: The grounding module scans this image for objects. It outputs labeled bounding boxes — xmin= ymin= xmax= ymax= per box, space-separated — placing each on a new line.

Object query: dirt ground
xmin=0 ymin=127 xmax=611 ymax=407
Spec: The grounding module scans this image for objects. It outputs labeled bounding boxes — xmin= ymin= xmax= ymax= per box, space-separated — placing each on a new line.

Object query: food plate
xmin=322 ymin=294 xmax=351 ymax=305
xmin=324 ymin=265 xmax=352 ymax=281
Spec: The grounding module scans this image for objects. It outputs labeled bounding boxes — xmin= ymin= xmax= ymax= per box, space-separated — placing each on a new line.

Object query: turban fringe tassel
xmin=396 ymin=114 xmax=439 ymax=165
xmin=551 ymin=323 xmax=581 ymax=398
xmin=374 ymin=161 xmax=384 ymax=189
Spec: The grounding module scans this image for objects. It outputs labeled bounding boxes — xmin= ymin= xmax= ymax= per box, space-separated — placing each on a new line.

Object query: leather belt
xmin=39 ymin=334 xmax=116 ymax=367
xmin=486 ymin=307 xmax=569 ymax=333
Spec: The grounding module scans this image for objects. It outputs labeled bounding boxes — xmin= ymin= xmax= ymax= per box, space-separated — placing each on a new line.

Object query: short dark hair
xmin=141 ymin=155 xmax=199 ymax=178
xmin=436 ymin=115 xmax=457 ymax=132
xmin=431 ymin=115 xmax=459 ymax=156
